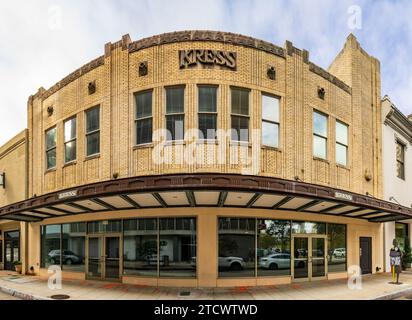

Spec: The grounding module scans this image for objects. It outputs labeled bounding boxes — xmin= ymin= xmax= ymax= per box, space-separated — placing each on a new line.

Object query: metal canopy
xmin=0 ymin=174 xmax=411 ymax=223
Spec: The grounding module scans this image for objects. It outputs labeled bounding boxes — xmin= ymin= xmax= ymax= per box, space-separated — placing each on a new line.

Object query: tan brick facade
xmin=27 ymin=32 xmax=382 ymax=200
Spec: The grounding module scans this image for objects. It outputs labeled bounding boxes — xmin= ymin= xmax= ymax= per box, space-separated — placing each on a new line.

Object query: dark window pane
xmin=86 ymin=131 xmax=100 ymax=156
xmin=231 ymin=116 xmax=249 ymax=141
xmin=231 ymin=89 xmax=249 ymax=115
xmin=86 ymin=107 xmax=100 ymax=133
xmin=166 ymin=87 xmax=184 ymax=114
xmin=199 ymin=86 xmax=217 ymax=112
xmin=41 ymin=225 xmax=61 ymax=268
xmin=136 ymin=118 xmax=153 ymax=145
xmin=0 ymin=240 xmax=2 ymax=263
xmin=64 ymin=118 xmax=77 ymax=142
xmin=218 ymin=218 xmax=256 ymax=278
xmin=166 ymin=115 xmax=184 ymax=141
xmin=123 ymin=219 xmax=158 ymax=276
xmin=46 ymin=128 xmax=57 ymax=149
xmin=327 ymin=224 xmax=347 ymax=273
xmin=199 ymin=114 xmax=217 ymax=139
xmin=46 ymin=149 xmax=56 ymax=169
xmin=257 ymin=220 xmax=291 ymax=276
xmin=62 ymin=223 xmax=86 ymax=272
xmin=395 ymin=223 xmax=408 ymax=252
xmin=136 ymin=91 xmax=152 ymax=118
xmin=65 ymin=141 xmax=77 ymax=163
xmin=159 ymin=218 xmax=197 ymax=278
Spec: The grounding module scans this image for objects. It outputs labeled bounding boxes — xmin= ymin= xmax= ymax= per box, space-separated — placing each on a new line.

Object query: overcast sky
xmin=0 ymin=0 xmax=411 ymax=145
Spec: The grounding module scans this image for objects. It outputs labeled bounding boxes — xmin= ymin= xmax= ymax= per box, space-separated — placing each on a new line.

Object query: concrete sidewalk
xmin=1 ymin=271 xmax=412 ymax=300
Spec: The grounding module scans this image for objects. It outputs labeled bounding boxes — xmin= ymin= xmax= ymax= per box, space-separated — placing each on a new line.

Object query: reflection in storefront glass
xmin=327 ymin=224 xmax=347 ymax=272
xmin=218 ymin=218 xmax=256 ymax=278
xmin=292 ymin=221 xmax=326 ymax=234
xmin=257 ymin=220 xmax=291 ymax=276
xmin=159 ymin=218 xmax=197 ymax=278
xmin=123 ymin=219 xmax=158 ymax=277
xmin=62 ymin=223 xmax=86 ymax=272
xmin=41 ymin=225 xmax=61 ymax=268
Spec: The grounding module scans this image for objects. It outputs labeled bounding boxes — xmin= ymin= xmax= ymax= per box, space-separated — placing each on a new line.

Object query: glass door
xmin=87 ymin=236 xmax=103 ymax=279
xmin=4 ymin=231 xmax=20 ymax=271
xmin=311 ymin=237 xmax=326 ymax=278
xmin=293 ymin=237 xmax=309 ymax=280
xmin=105 ymin=236 xmax=120 ymax=280
xmin=292 ymin=235 xmax=327 ymax=282
xmin=87 ymin=235 xmax=121 ymax=281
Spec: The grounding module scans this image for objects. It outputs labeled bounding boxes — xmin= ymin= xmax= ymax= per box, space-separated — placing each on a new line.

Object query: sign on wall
xmin=334 ymin=191 xmax=353 ymax=201
xmin=179 ymin=50 xmax=237 ymax=70
xmin=58 ymin=190 xmax=78 ymax=200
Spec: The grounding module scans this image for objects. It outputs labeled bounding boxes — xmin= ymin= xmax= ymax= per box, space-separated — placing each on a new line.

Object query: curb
xmin=0 ymin=284 xmax=51 ymax=300
xmin=374 ymin=286 xmax=412 ymax=300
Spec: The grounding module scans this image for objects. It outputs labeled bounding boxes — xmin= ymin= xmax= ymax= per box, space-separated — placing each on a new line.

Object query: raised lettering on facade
xmin=179 ymin=50 xmax=237 ymax=70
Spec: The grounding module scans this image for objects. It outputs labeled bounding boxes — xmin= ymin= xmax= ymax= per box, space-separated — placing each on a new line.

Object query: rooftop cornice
xmin=34 ymin=30 xmax=352 ymax=101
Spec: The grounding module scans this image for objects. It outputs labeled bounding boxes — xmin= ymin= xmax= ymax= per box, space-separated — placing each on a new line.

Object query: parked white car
xmin=259 ymin=253 xmax=308 ymax=270
xmin=192 ymin=256 xmax=246 ymax=270
xmin=332 ymin=248 xmax=346 ymax=258
xmin=259 ymin=253 xmax=291 ymax=270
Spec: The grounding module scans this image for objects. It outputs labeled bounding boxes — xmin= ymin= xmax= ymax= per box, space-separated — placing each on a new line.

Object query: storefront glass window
xmin=62 ymin=223 xmax=86 ymax=272
xmin=41 ymin=225 xmax=61 ymax=268
xmin=327 ymin=224 xmax=347 ymax=273
xmin=123 ymin=219 xmax=158 ymax=276
xmin=218 ymin=218 xmax=256 ymax=278
xmin=257 ymin=220 xmax=291 ymax=276
xmin=291 ymin=221 xmax=326 ymax=234
xmin=159 ymin=218 xmax=197 ymax=278
xmin=88 ymin=220 xmax=122 ymax=234
xmin=396 ymin=223 xmax=409 ymax=251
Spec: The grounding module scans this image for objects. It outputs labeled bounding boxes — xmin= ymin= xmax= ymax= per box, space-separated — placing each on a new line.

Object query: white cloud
xmin=0 ymin=0 xmax=411 ymax=145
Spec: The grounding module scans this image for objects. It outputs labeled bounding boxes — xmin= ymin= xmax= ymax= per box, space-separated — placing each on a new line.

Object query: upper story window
xmin=135 ymin=91 xmax=153 ymax=145
xmin=313 ymin=111 xmax=328 ymax=160
xmin=85 ymin=106 xmax=100 ymax=157
xmin=396 ymin=140 xmax=405 ymax=180
xmin=336 ymin=121 xmax=349 ymax=166
xmin=231 ymin=87 xmax=249 ymax=142
xmin=64 ymin=117 xmax=77 ymax=163
xmin=262 ymin=94 xmax=280 ymax=148
xmin=166 ymin=86 xmax=185 ymax=141
xmin=45 ymin=127 xmax=57 ymax=170
xmin=198 ymin=85 xmax=217 ymax=140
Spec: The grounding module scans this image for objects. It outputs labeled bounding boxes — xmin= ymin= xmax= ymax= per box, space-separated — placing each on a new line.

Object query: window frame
xmin=335 ymin=120 xmax=349 ymax=166
xmin=45 ymin=126 xmax=57 ymax=170
xmin=313 ymin=110 xmax=328 ymax=160
xmin=261 ymin=93 xmax=280 ymax=148
xmin=63 ymin=116 xmax=77 ymax=164
xmin=165 ymin=86 xmax=185 ymax=142
xmin=197 ymin=85 xmax=218 ymax=141
xmin=85 ymin=106 xmax=101 ymax=157
xmin=396 ymin=139 xmax=406 ymax=180
xmin=231 ymin=87 xmax=250 ymax=143
xmin=135 ymin=90 xmax=153 ymax=146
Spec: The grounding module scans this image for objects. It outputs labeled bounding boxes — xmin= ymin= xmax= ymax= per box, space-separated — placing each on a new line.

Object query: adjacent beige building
xmin=0 ymin=31 xmax=411 ymax=288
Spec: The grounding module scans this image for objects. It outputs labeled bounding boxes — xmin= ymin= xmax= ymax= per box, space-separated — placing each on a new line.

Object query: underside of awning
xmin=0 ymin=174 xmax=411 ymax=223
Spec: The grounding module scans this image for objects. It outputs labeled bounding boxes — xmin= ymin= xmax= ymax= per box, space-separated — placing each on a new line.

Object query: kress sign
xmin=179 ymin=50 xmax=237 ymax=70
